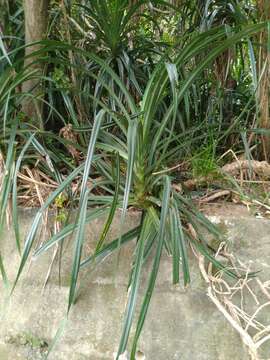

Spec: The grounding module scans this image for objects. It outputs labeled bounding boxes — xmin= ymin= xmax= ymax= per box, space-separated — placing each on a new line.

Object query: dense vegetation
xmin=0 ymin=1 xmax=269 ymax=358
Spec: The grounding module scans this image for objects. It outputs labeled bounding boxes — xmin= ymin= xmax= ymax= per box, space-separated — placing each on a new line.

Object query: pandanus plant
xmin=1 ymin=21 xmax=266 ymax=359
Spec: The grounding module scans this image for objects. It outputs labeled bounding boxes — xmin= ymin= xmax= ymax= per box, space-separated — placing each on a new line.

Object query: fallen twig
xmin=199 ymin=190 xmax=231 ymax=203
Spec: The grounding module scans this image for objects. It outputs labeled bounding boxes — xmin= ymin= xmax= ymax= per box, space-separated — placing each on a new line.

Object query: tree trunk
xmin=22 ymin=0 xmax=49 ymax=129
xmin=257 ymin=0 xmax=270 ymax=160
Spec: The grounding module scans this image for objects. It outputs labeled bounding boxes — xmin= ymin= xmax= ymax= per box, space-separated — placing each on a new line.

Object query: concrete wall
xmin=0 ymin=205 xmax=269 ymax=359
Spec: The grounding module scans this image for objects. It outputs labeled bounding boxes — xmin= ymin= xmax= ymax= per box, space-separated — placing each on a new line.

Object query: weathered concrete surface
xmin=0 ymin=205 xmax=269 ymax=359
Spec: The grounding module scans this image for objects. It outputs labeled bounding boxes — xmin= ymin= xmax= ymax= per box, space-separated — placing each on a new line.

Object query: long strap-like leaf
xmin=117 ymin=213 xmax=151 ymax=358
xmin=130 ymin=176 xmax=171 ymax=359
xmin=68 ymin=188 xmax=89 ymax=312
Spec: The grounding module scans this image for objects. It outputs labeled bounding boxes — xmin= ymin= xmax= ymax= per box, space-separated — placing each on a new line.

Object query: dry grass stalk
xmin=198 ymin=246 xmax=270 ymax=360
xmin=17 ymin=166 xmax=58 ymax=207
